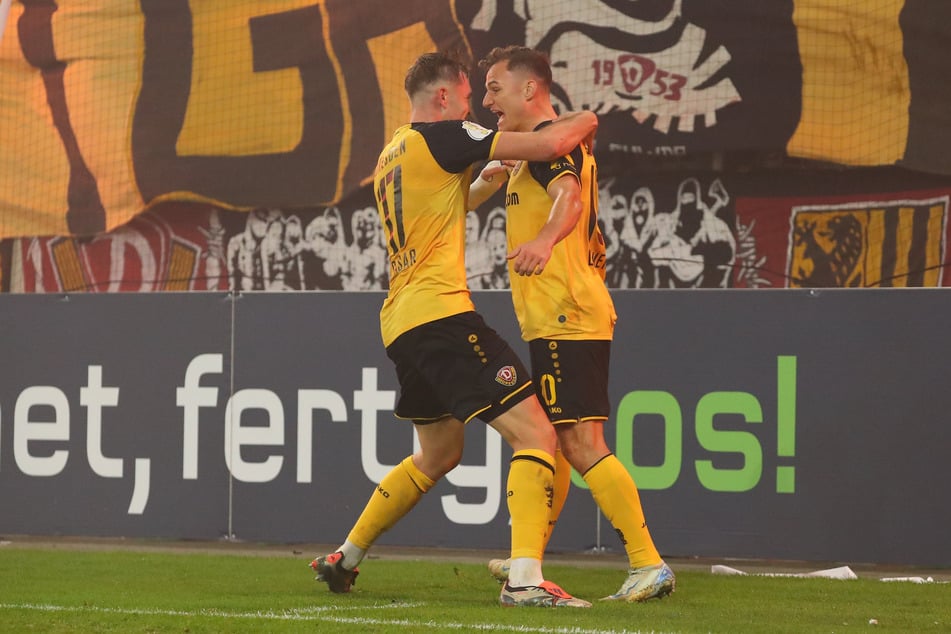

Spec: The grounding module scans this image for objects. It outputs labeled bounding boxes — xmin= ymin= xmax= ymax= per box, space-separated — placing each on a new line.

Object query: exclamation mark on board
xmin=776 ymin=356 xmax=797 ymax=493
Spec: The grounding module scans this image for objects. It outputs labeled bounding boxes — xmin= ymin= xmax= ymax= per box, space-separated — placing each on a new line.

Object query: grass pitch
xmin=0 ymin=544 xmax=948 ymax=633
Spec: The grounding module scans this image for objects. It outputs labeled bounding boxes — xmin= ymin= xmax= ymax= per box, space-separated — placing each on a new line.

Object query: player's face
xmin=483 ymin=61 xmax=528 ymax=131
xmin=445 ymin=73 xmax=473 ymax=120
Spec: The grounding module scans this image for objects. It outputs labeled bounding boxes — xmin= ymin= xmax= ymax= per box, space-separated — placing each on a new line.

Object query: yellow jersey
xmin=374 ymin=120 xmax=501 ymax=346
xmin=505 ymin=126 xmax=616 ymax=341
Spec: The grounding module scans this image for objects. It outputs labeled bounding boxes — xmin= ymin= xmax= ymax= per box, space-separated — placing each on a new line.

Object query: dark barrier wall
xmin=1 ymin=290 xmax=949 ymax=566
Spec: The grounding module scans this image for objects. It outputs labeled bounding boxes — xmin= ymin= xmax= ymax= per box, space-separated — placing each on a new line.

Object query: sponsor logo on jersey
xmin=462 ymin=120 xmax=493 ymax=141
xmin=495 ymin=365 xmax=517 ymax=386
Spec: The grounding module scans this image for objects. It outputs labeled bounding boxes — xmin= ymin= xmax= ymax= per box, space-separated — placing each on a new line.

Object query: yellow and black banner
xmin=787 ymin=200 xmax=947 ymax=288
xmin=1 ymin=0 xmax=951 ymax=240
xmin=0 ymin=0 xmax=467 ymax=237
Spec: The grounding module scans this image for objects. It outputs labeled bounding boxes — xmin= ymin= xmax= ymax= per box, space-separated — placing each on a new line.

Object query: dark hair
xmin=404 ymin=52 xmax=470 ymax=98
xmin=478 ymin=46 xmax=552 ymax=88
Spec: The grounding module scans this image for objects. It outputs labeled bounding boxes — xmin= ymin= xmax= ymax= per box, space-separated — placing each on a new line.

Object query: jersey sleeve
xmin=528 ymin=144 xmax=583 ymax=190
xmin=415 ymin=120 xmax=499 ymax=173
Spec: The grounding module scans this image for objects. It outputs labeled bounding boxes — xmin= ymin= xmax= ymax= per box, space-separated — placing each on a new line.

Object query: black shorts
xmin=528 ymin=338 xmax=611 ymax=424
xmin=386 ymin=311 xmax=535 ymax=424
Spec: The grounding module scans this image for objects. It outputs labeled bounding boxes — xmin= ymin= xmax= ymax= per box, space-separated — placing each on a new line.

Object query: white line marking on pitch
xmin=0 ymin=602 xmax=419 ymax=620
xmin=321 ymin=613 xmax=675 ymax=633
xmin=0 ymin=603 xmax=673 ymax=634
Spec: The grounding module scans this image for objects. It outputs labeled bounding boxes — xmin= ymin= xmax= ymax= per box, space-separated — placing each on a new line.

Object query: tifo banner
xmin=732 ymin=168 xmax=951 ymax=289
xmin=0 ymin=0 xmax=468 ymax=237
xmin=739 ymin=192 xmax=949 ymax=289
xmin=5 ymin=168 xmax=950 ymax=292
xmin=3 ymin=1 xmax=951 ymax=241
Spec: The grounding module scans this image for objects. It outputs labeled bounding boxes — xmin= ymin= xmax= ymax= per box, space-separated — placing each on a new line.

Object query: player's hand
xmin=582 ymin=128 xmax=597 ymax=153
xmin=507 ymin=239 xmax=553 ymax=276
xmin=480 ymin=160 xmax=514 ymax=183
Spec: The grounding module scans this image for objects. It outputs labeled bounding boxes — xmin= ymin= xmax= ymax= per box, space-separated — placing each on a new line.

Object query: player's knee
xmin=560 ymin=440 xmax=607 ymax=474
xmin=416 ymin=447 xmax=462 ymax=479
xmin=562 ymin=447 xmax=610 ymax=475
xmin=526 ymin=417 xmax=556 ymax=454
xmin=557 ymin=423 xmax=609 ymax=467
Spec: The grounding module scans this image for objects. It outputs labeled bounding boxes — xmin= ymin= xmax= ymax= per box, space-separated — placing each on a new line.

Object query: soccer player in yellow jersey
xmin=311 ymin=52 xmax=599 ymax=608
xmin=470 ymin=46 xmax=675 ymax=602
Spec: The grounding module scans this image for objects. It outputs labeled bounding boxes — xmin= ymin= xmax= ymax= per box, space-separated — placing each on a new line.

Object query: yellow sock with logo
xmin=583 ymin=454 xmax=661 ymax=569
xmin=346 ymin=456 xmax=435 ymax=551
xmin=542 ymin=448 xmax=572 ymax=551
xmin=507 ymin=449 xmax=555 ymax=561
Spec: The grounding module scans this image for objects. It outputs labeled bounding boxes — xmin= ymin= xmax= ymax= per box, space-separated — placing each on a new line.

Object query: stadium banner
xmin=5 ymin=168 xmax=951 ymax=293
xmin=3 ymin=1 xmax=951 ymax=240
xmin=1 ymin=290 xmax=950 ymax=566
xmin=737 ymin=189 xmax=950 ymax=289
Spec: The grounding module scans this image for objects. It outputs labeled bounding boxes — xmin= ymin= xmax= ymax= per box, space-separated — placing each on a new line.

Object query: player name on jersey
xmin=389 ymin=248 xmax=417 ymax=274
xmin=588 ymin=250 xmax=606 ymax=270
xmin=378 ymin=139 xmax=407 ymax=171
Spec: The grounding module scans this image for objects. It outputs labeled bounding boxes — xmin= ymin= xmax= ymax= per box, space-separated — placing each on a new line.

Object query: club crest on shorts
xmin=495 ymin=365 xmax=517 ymax=387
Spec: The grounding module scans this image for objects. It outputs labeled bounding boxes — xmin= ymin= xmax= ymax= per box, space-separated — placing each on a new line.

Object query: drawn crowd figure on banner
xmin=467 ymin=207 xmax=511 ymax=290
xmin=227 ymin=209 xmax=277 ymax=291
xmin=457 ymin=175 xmax=739 ymax=291
xmin=343 ymin=207 xmax=390 ymax=291
xmin=598 ymin=176 xmax=737 ymax=288
xmin=225 ymin=205 xmax=388 ymax=292
xmin=302 ymin=208 xmax=347 ymax=290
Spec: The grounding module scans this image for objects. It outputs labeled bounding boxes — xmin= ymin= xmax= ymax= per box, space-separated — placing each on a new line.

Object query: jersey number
xmin=539 ymin=373 xmax=558 ymax=407
xmin=587 ymin=162 xmax=600 ymax=241
xmin=376 ymin=165 xmax=405 ymax=254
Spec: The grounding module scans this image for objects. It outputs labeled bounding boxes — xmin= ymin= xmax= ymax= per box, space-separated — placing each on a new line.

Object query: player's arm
xmin=491 ymin=111 xmax=597 ymax=162
xmin=468 ymin=160 xmax=512 ymax=210
xmin=508 ymin=174 xmax=582 ymax=276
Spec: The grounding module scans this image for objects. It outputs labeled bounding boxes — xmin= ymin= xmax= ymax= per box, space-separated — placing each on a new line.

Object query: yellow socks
xmin=583 ymin=454 xmax=662 ymax=569
xmin=543 ymin=447 xmax=572 ymax=551
xmin=507 ymin=448 xmax=555 ymax=561
xmin=346 ymin=456 xmax=435 ymax=551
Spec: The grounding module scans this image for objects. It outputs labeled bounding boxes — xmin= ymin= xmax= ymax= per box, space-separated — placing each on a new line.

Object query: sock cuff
xmin=581 ymin=452 xmax=616 ymax=480
xmin=400 ymin=456 xmax=435 ymax=493
xmin=511 ymin=448 xmax=555 ymax=472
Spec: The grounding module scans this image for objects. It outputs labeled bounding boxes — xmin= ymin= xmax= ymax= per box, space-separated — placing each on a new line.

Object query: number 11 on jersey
xmin=376 ymin=166 xmax=405 ymax=254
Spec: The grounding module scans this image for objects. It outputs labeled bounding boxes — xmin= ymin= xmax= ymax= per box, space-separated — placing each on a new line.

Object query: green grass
xmin=0 ymin=548 xmax=948 ymax=633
